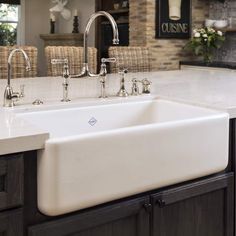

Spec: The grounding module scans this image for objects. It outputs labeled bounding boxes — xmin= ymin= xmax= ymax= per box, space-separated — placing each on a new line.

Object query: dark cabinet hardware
xmin=157 ymin=199 xmax=166 ymax=208
xmin=143 ymin=203 xmax=152 ymax=213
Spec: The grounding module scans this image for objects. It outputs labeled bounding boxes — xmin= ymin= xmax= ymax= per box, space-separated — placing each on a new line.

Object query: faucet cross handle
xmin=142 ymin=79 xmax=152 ymax=94
xmin=131 ymin=79 xmax=142 ymax=96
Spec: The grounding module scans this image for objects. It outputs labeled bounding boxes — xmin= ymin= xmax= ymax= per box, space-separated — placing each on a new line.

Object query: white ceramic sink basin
xmin=17 ymin=99 xmax=229 ymax=216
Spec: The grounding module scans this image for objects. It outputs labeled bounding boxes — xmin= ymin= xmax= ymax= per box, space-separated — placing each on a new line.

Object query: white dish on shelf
xmin=214 ymin=19 xmax=228 ymax=29
xmin=205 ymin=19 xmax=216 ymax=27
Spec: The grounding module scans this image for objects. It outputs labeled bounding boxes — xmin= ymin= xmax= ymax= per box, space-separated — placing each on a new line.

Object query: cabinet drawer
xmin=0 ymin=154 xmax=24 ymax=211
xmin=0 ymin=209 xmax=23 ymax=236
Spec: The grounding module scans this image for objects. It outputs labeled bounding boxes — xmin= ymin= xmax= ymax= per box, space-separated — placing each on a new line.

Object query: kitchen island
xmin=0 ymin=67 xmax=235 ymax=236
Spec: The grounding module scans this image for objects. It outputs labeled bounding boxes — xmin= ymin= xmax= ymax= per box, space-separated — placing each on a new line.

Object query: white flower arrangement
xmin=185 ymin=27 xmax=225 ymax=63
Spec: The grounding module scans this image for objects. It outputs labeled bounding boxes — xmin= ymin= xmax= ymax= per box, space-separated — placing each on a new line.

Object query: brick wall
xmin=129 ymin=0 xmax=209 ymax=70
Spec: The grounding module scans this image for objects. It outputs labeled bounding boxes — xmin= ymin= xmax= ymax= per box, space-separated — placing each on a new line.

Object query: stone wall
xmin=129 ymin=0 xmax=209 ymax=70
xmin=209 ymin=0 xmax=236 ymax=62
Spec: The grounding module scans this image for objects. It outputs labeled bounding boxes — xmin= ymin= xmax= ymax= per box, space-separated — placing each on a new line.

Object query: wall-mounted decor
xmin=156 ymin=0 xmax=192 ymax=39
xmin=50 ymin=0 xmax=71 ymax=20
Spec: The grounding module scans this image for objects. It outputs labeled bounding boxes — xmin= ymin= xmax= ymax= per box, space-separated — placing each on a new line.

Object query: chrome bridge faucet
xmin=4 ymin=48 xmax=31 ymax=107
xmin=72 ymin=11 xmax=119 ymax=78
xmin=51 ymin=59 xmax=71 ymax=102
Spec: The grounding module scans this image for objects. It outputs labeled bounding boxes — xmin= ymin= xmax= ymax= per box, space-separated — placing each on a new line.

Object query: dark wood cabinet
xmin=28 ymin=196 xmax=150 ymax=236
xmin=151 ymin=173 xmax=234 ymax=236
xmin=1 ymin=145 xmax=235 ymax=236
xmin=0 ymin=154 xmax=24 ymax=211
xmin=228 ymin=119 xmax=236 ymax=235
xmin=0 ymin=154 xmax=24 ymax=236
xmin=0 ymin=209 xmax=23 ymax=236
xmin=27 ymin=173 xmax=234 ymax=236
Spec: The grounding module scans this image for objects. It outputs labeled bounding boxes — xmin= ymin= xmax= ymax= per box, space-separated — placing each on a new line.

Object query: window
xmin=0 ymin=3 xmax=19 ymax=45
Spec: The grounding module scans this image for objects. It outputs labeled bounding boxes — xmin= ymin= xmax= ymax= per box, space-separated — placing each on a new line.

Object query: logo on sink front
xmin=88 ymin=117 xmax=97 ymax=126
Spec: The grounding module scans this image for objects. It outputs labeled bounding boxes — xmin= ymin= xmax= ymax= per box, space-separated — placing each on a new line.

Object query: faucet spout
xmin=4 ymin=48 xmax=31 ymax=107
xmin=72 ymin=11 xmax=119 ymax=78
xmin=7 ymin=48 xmax=31 ymax=87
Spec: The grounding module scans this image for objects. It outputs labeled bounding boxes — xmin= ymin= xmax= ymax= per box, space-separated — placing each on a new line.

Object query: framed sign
xmin=156 ymin=0 xmax=192 ymax=39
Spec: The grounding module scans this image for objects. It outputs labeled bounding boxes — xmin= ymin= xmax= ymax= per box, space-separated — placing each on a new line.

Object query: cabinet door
xmin=151 ymin=173 xmax=234 ymax=236
xmin=0 ymin=154 xmax=24 ymax=211
xmin=0 ymin=209 xmax=23 ymax=236
xmin=28 ymin=196 xmax=150 ymax=236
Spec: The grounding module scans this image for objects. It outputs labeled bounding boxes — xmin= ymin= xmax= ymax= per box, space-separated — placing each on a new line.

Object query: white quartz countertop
xmin=0 ymin=67 xmax=236 ymax=155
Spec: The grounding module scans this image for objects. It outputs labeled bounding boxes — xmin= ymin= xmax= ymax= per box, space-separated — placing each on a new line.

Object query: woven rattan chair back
xmin=108 ymin=46 xmax=151 ymax=73
xmin=0 ymin=46 xmax=38 ymax=79
xmin=45 ymin=46 xmax=97 ymax=76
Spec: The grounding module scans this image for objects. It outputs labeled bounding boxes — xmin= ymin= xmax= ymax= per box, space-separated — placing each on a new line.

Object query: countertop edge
xmin=0 ymin=133 xmax=49 ymax=156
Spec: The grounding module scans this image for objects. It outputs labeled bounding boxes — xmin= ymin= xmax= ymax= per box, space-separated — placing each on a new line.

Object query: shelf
xmin=180 ymin=61 xmax=236 ymax=69
xmin=214 ymin=27 xmax=236 ymax=32
xmin=40 ymin=33 xmax=83 ymax=47
xmin=107 ymin=8 xmax=129 ymax=14
xmin=40 ymin=33 xmax=83 ymax=40
xmin=224 ymin=28 xmax=236 ymax=32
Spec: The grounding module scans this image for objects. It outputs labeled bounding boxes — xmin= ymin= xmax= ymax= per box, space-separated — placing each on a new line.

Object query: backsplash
xmin=129 ymin=0 xmax=209 ymax=71
xmin=209 ymin=0 xmax=236 ymax=62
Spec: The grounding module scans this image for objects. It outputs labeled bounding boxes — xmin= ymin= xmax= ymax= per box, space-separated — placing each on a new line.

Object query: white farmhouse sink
xmin=17 ymin=99 xmax=229 ymax=216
